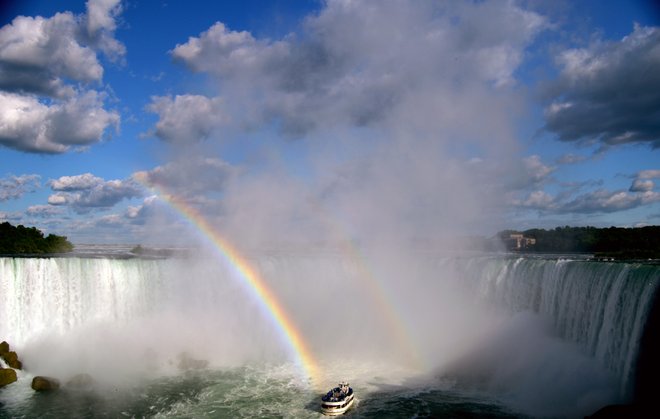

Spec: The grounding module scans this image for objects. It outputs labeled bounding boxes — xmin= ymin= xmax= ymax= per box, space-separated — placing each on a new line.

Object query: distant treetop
xmin=0 ymin=222 xmax=73 ymax=254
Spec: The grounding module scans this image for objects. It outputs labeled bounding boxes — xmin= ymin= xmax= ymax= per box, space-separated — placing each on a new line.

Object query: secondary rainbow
xmin=138 ymin=181 xmax=319 ymax=384
xmin=314 ymin=203 xmax=424 ymax=370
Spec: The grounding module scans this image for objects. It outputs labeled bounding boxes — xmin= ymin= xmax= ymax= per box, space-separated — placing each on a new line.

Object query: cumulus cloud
xmin=0 ymin=173 xmax=40 ymax=201
xmin=47 ymin=193 xmax=68 ymax=206
xmin=0 ymin=1 xmax=124 ymax=153
xmin=145 ymin=95 xmax=226 ymax=142
xmin=629 ymin=169 xmax=659 ymax=192
xmin=84 ymin=0 xmax=126 ymax=61
xmin=0 ymin=211 xmax=22 ymax=222
xmin=49 ymin=173 xmax=105 ymax=191
xmin=26 ymin=205 xmax=63 ymax=217
xmin=0 ymin=13 xmax=102 ymax=97
xmin=0 ymin=91 xmax=119 ymax=153
xmin=561 ymin=189 xmax=660 ymax=213
xmin=544 ymin=24 xmax=660 ymax=148
xmin=125 ymin=195 xmax=162 ymax=225
xmin=524 ymin=155 xmax=555 ymax=185
xmin=133 ymin=158 xmax=235 ymax=196
xmin=630 ymin=179 xmax=654 ymax=192
xmin=47 ymin=173 xmax=142 ymax=213
xmin=506 ymin=155 xmax=556 ymax=191
xmin=512 ymin=190 xmax=556 ymax=210
xmin=137 ymin=0 xmax=556 ymax=247
xmin=638 ymin=169 xmax=660 ymax=179
xmin=169 ymin=0 xmax=546 ymax=139
xmin=512 ymin=187 xmax=660 ymax=215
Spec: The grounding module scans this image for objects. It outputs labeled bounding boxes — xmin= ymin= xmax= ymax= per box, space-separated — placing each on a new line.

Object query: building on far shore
xmin=506 ymin=233 xmax=536 ymax=250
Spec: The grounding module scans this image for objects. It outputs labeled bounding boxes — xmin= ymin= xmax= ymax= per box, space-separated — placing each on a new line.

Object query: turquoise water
xmin=0 ymin=366 xmax=520 ymax=418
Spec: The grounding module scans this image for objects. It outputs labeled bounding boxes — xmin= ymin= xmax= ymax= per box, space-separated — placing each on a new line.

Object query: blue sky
xmin=0 ymin=0 xmax=659 ymax=245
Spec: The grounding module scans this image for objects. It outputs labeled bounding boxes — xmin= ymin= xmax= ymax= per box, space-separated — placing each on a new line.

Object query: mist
xmin=109 ymin=2 xmax=624 ymax=417
xmin=0 ymin=2 xmax=627 ymax=418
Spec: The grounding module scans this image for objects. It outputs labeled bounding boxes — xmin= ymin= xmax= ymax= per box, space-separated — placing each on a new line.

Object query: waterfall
xmin=440 ymin=255 xmax=660 ymax=398
xmin=1 ymin=254 xmax=658 ymax=402
xmin=0 ymin=257 xmax=172 ymax=345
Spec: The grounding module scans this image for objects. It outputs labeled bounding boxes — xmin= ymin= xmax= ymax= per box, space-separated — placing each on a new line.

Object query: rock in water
xmin=0 ymin=368 xmax=17 ymax=387
xmin=31 ymin=376 xmax=60 ymax=391
xmin=0 ymin=341 xmax=9 ymax=355
xmin=1 ymin=351 xmax=22 ymax=369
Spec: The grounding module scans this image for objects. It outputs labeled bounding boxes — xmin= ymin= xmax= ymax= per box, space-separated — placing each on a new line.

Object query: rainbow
xmin=336 ymin=238 xmax=424 ymax=370
xmin=313 ymin=203 xmax=424 ymax=370
xmin=136 ymin=181 xmax=319 ymax=385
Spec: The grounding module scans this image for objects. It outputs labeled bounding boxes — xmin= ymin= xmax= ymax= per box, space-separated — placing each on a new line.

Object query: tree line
xmin=501 ymin=226 xmax=660 ymax=259
xmin=0 ymin=222 xmax=73 ymax=254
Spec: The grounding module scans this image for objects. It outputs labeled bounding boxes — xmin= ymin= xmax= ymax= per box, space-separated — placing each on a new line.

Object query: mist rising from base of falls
xmin=1 ymin=253 xmax=652 ymax=418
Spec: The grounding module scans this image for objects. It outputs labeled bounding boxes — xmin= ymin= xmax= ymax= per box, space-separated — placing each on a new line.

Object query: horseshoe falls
xmin=0 ymin=251 xmax=658 ymax=418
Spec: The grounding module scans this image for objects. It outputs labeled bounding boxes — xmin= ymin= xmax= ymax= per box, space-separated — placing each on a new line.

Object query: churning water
xmin=1 ymin=250 xmax=658 ymax=418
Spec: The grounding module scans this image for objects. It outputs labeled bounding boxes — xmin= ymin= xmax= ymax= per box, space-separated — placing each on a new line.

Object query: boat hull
xmin=321 ymin=395 xmax=354 ymax=416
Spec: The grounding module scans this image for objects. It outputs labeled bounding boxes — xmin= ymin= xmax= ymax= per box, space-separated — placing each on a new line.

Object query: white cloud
xmin=0 ymin=13 xmax=103 ymax=97
xmin=519 ymin=190 xmax=556 ymax=209
xmin=47 ymin=193 xmax=68 ymax=206
xmin=629 ymin=169 xmax=660 ymax=192
xmin=0 ymin=211 xmax=22 ymax=222
xmin=49 ymin=173 xmax=104 ymax=191
xmin=0 ymin=174 xmax=41 ymax=201
xmin=0 ymin=2 xmax=124 ymax=154
xmin=26 ymin=205 xmax=63 ymax=217
xmin=544 ymin=24 xmax=660 ymax=147
xmin=47 ymin=174 xmax=142 ymax=213
xmin=145 ymin=95 xmax=226 ymax=142
xmin=170 ymin=0 xmax=546 ymax=138
xmin=0 ymin=91 xmax=119 ymax=153
xmin=154 ymin=0 xmax=555 ymax=246
xmin=133 ymin=157 xmax=235 ymax=196
xmin=84 ymin=0 xmax=126 ymax=61
xmin=562 ymin=189 xmax=660 ymax=213
xmin=513 ymin=187 xmax=660 ymax=215
xmin=638 ymin=170 xmax=660 ymax=179
xmin=630 ymin=179 xmax=654 ymax=192
xmin=86 ymin=0 xmax=122 ymax=34
xmin=524 ymin=155 xmax=555 ymax=184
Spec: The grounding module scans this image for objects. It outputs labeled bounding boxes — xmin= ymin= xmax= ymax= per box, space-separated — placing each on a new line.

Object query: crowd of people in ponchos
xmin=322 ymin=382 xmax=352 ymax=402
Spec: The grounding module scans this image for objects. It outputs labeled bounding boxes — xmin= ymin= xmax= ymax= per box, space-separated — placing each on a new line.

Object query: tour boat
xmin=321 ymin=382 xmax=354 ymax=415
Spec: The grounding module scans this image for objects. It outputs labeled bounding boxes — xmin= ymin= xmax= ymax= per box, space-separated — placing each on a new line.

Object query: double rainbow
xmin=137 ymin=182 xmax=319 ymax=385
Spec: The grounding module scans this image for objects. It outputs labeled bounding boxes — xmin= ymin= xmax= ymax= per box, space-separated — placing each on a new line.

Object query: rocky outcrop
xmin=31 ymin=376 xmax=60 ymax=392
xmin=0 ymin=368 xmax=17 ymax=387
xmin=1 ymin=351 xmax=22 ymax=369
xmin=0 ymin=341 xmax=22 ymax=369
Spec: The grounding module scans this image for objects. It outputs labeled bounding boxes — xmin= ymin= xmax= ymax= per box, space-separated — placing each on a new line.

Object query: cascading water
xmin=438 ymin=256 xmax=659 ymax=399
xmin=0 ymin=251 xmax=658 ymax=418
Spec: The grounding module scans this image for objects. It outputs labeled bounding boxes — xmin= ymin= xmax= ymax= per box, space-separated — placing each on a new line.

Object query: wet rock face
xmin=1 ymin=351 xmax=22 ymax=369
xmin=31 ymin=376 xmax=61 ymax=392
xmin=0 ymin=341 xmax=22 ymax=369
xmin=0 ymin=368 xmax=17 ymax=387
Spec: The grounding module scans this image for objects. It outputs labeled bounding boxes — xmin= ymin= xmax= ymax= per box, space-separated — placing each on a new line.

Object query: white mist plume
xmin=0 ymin=2 xmax=627 ymax=418
xmin=142 ymin=0 xmax=548 ymax=249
